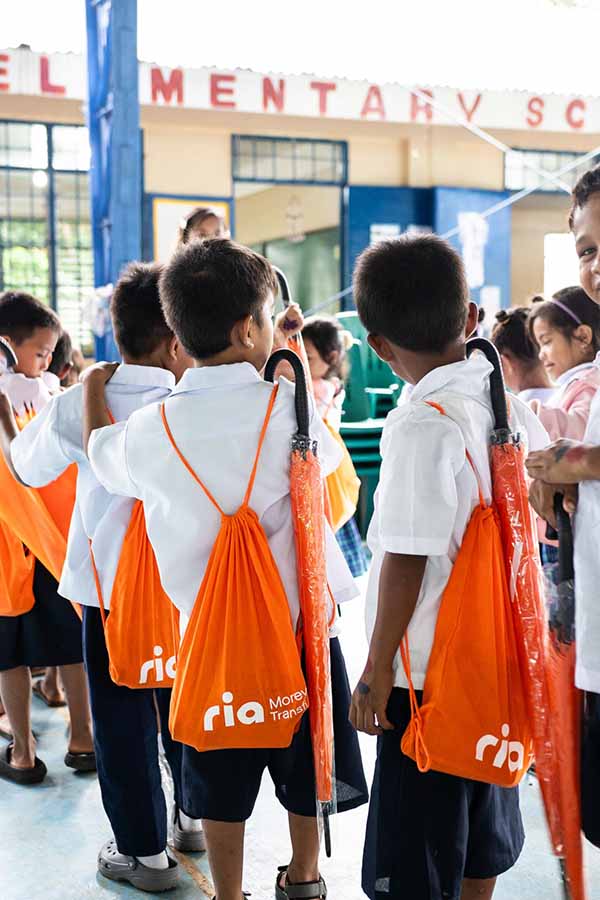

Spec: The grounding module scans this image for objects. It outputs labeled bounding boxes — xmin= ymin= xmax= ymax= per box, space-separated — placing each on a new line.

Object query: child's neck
xmin=407 ymin=342 xmax=467 ymax=386
xmin=193 ymin=348 xmax=258 ymax=370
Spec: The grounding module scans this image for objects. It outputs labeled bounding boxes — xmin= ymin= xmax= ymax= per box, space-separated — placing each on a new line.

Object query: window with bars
xmin=232 ymin=135 xmax=347 ymax=185
xmin=0 ymin=121 xmax=93 ymax=351
xmin=504 ymin=149 xmax=600 ymax=193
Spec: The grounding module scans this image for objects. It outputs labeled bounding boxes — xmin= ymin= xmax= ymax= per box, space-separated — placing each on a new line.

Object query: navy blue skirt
xmin=0 ymin=561 xmax=83 ymax=671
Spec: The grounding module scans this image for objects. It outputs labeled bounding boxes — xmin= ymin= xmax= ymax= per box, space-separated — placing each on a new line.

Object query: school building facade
xmin=0 ymin=46 xmax=598 ymax=350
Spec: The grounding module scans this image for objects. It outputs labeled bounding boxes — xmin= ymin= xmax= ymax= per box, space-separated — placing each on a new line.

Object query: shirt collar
xmin=410 ymin=354 xmax=494 ymax=404
xmin=170 ymin=362 xmax=262 ymax=396
xmin=109 ymin=363 xmax=176 ymax=389
xmin=555 ymin=360 xmax=597 ymax=388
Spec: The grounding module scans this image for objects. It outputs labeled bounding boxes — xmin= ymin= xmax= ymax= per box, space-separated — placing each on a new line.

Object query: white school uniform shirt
xmin=88 ymin=362 xmax=358 ymax=633
xmin=544 ymin=360 xmax=599 ymax=409
xmin=10 ymin=365 xmax=176 ymax=609
xmin=518 ymin=387 xmax=556 ymax=404
xmin=574 ymin=388 xmax=600 ymax=693
xmin=365 ymin=354 xmax=549 ymax=690
xmin=0 ymin=370 xmax=52 ymax=418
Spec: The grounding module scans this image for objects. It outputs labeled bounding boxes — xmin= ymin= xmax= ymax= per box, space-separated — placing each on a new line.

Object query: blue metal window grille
xmin=0 ymin=121 xmax=93 ymax=349
xmin=504 ymin=148 xmax=600 ymax=193
xmin=232 ymin=135 xmax=348 ymax=186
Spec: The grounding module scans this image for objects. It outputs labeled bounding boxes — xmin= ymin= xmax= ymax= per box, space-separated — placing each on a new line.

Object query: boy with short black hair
xmin=350 ymin=234 xmax=548 ymax=900
xmin=8 ymin=263 xmax=201 ymax=892
xmin=84 ymin=239 xmax=366 ymax=900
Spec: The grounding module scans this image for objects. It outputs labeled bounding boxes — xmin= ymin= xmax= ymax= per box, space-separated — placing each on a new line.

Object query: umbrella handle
xmin=466 ymin=338 xmax=510 ymax=435
xmin=0 ymin=336 xmax=17 ymax=369
xmin=264 ymin=348 xmax=310 ymax=436
xmin=273 ymin=267 xmax=292 ymax=309
xmin=554 ymin=493 xmax=575 ymax=582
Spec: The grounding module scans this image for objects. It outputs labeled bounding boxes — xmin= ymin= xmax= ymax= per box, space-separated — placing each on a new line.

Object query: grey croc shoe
xmin=275 ymin=867 xmax=327 ymax=900
xmin=172 ymin=806 xmax=206 ymax=853
xmin=98 ymin=839 xmax=179 ymax=893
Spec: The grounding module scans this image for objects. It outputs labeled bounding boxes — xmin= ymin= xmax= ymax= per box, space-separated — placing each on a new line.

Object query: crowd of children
xmin=1 ymin=176 xmax=600 ymax=900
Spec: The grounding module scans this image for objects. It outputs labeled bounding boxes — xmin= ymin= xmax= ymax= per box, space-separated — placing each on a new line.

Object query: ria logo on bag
xmin=203 ymin=689 xmax=309 ymax=732
xmin=139 ymin=645 xmax=176 ymax=684
xmin=475 ymin=724 xmax=526 ymax=773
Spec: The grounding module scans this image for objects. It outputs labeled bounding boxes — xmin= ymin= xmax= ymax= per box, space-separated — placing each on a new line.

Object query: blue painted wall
xmin=433 ymin=187 xmax=512 ymax=309
xmin=346 ymin=185 xmax=433 ymax=286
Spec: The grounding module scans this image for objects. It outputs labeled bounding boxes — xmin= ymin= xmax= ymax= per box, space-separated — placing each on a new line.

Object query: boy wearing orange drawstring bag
xmin=7 ymin=264 xmax=205 ymax=893
xmin=349 ymin=235 xmax=549 ymax=900
xmin=83 ymin=238 xmax=367 ymax=900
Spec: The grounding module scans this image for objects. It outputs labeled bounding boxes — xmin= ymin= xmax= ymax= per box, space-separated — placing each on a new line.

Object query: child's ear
xmin=465 ymin=302 xmax=479 ymax=338
xmin=231 ymin=315 xmax=255 ymax=350
xmin=574 ymin=323 xmax=593 ymax=349
xmin=167 ymin=334 xmax=179 ymax=359
xmin=367 ymin=334 xmax=394 ymax=363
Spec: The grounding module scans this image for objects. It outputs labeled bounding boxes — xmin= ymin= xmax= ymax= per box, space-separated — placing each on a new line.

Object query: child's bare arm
xmin=82 ymin=363 xmax=118 ymax=453
xmin=0 ymin=391 xmax=23 ymax=482
xmin=350 ymin=552 xmax=426 ymax=736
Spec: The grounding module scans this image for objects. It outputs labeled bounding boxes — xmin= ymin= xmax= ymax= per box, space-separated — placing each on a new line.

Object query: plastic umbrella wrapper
xmin=265 ymin=347 xmax=335 ymax=855
xmin=543 ymin=496 xmax=585 ymax=900
xmin=467 ymin=338 xmax=585 ymax=900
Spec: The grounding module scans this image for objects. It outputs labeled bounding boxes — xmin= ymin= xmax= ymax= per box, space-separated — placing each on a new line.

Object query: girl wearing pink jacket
xmin=529 ymin=287 xmax=600 ymax=441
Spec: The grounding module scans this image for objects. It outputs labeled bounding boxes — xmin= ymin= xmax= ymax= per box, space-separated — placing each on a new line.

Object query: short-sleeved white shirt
xmin=574 ymin=390 xmax=600 ymax=693
xmin=88 ymin=362 xmax=358 ymax=631
xmin=10 ymin=365 xmax=175 ymax=608
xmin=0 ymin=371 xmax=52 ymax=419
xmin=365 ymin=354 xmax=549 ymax=690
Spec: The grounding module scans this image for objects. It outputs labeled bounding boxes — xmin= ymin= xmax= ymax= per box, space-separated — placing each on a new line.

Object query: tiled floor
xmin=2 ymin=594 xmax=600 ymax=898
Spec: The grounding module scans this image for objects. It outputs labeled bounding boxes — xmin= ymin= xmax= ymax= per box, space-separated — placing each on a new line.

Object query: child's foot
xmin=0 ymin=712 xmax=13 ymax=741
xmin=32 ymin=680 xmax=66 ymax=708
xmin=98 ymin=840 xmax=179 ymax=892
xmin=275 ymin=867 xmax=327 ymax=899
xmin=0 ymin=744 xmax=47 ymax=785
xmin=172 ymin=806 xmax=206 ymax=853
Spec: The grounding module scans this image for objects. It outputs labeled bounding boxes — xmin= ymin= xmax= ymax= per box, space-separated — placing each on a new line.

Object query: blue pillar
xmin=85 ymin=0 xmax=141 ymax=360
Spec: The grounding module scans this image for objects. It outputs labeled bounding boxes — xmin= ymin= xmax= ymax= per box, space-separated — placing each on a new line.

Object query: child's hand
xmin=349 ymin=660 xmax=394 ymax=736
xmin=273 ymin=303 xmax=304 ymax=348
xmin=80 ymin=362 xmax=119 ymax=387
xmin=529 ymin=479 xmax=577 ymax=528
xmin=526 ymin=439 xmax=591 ymax=484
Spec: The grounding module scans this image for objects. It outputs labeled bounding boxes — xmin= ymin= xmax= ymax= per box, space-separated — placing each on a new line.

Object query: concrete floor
xmin=2 ymin=592 xmax=600 ymax=899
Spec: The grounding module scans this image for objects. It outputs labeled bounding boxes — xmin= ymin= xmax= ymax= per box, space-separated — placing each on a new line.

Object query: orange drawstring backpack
xmin=400 ymin=401 xmax=532 ymax=788
xmin=163 ymin=385 xmax=308 ymax=752
xmin=0 ymin=521 xmax=35 ymax=616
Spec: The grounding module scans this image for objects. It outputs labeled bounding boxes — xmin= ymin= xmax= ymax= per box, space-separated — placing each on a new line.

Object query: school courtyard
xmin=1 ymin=586 xmax=599 ymax=900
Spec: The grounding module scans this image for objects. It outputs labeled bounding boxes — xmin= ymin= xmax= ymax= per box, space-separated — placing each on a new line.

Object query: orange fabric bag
xmin=400 ymin=401 xmax=532 ymax=788
xmin=37 ymin=464 xmax=77 ymax=541
xmin=0 ymin=521 xmax=35 ymax=616
xmin=90 ymin=501 xmax=180 ymax=689
xmin=324 ymin=421 xmax=360 ymax=532
xmin=163 ymin=386 xmax=309 ymax=752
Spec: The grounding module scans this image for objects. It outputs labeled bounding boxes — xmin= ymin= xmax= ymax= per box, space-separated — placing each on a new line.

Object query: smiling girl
xmin=528 ymin=287 xmax=600 ymax=441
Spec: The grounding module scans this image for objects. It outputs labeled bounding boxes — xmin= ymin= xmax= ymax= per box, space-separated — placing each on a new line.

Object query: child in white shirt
xmin=84 ymin=238 xmax=367 ymax=900
xmin=350 ymin=234 xmax=548 ymax=900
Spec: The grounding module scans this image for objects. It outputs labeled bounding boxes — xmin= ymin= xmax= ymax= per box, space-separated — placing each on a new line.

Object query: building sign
xmin=0 ymin=47 xmax=597 ymax=134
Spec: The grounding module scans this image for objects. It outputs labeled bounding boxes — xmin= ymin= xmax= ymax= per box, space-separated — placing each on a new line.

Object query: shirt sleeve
xmin=88 ymin=420 xmax=140 ymax=499
xmin=10 ymin=393 xmax=79 ymax=487
xmin=377 ymin=406 xmax=465 ymax=557
xmin=307 ymin=393 xmax=343 ymax=476
xmin=537 ymin=381 xmax=597 ymax=442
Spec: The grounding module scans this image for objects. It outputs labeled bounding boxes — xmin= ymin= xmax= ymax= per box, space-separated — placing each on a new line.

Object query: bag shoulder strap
xmin=160 ymin=384 xmax=279 ymax=514
xmin=425 ymin=400 xmax=486 ymax=509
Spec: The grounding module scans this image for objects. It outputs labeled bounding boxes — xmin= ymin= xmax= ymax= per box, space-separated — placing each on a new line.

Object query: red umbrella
xmin=265 ymin=347 xmax=334 ymax=854
xmin=467 ymin=338 xmax=585 ymax=900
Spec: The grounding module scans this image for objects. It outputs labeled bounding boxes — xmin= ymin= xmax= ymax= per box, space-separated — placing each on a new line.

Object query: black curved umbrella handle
xmin=0 ymin=336 xmax=17 ymax=369
xmin=264 ymin=348 xmax=310 ymax=437
xmin=466 ymin=337 xmax=510 ymax=433
xmin=273 ymin=267 xmax=292 ymax=309
xmin=554 ymin=494 xmax=575 ymax=582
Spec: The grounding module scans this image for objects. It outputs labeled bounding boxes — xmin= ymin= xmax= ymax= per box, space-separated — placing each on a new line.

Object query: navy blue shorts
xmin=182 ymin=637 xmax=368 ymax=822
xmin=0 ymin=561 xmax=83 ymax=671
xmin=582 ymin=691 xmax=600 ymax=847
xmin=362 ymin=688 xmax=524 ymax=900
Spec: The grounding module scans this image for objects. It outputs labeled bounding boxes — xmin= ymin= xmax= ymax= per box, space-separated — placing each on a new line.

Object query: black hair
xmin=178 ymin=207 xmax=227 ymax=246
xmin=353 ymin=234 xmax=469 ymax=353
xmin=47 ymin=329 xmax=73 ymax=377
xmin=302 ymin=316 xmax=352 ymax=382
xmin=0 ymin=291 xmax=60 ymax=343
xmin=110 ymin=262 xmax=173 ymax=359
xmin=160 ymin=238 xmax=278 ymax=360
xmin=569 ymin=165 xmax=600 ymax=229
xmin=491 ymin=307 xmax=539 ymax=367
xmin=529 ymin=286 xmax=600 ymax=354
